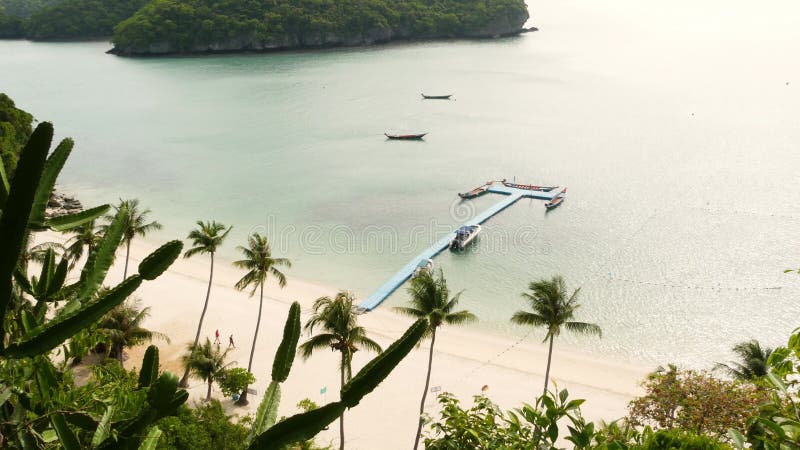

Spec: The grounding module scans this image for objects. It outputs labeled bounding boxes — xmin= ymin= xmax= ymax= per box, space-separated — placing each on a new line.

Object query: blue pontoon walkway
xmin=358 ymin=183 xmax=563 ymax=311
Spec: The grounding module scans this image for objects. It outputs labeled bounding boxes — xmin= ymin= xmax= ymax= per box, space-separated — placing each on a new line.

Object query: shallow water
xmin=3 ymin=0 xmax=800 ymax=368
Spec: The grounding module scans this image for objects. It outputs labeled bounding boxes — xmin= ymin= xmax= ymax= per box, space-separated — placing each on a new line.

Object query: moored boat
xmin=458 ymin=184 xmax=490 ymax=199
xmin=385 ymin=132 xmax=427 ymax=140
xmin=502 ymin=181 xmax=558 ymax=192
xmin=421 ymin=93 xmax=452 ymax=99
xmin=545 ymin=188 xmax=567 ymax=210
xmin=450 ymin=225 xmax=481 ymax=250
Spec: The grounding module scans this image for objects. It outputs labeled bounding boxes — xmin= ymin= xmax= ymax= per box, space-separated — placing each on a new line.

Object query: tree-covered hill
xmin=25 ymin=0 xmax=147 ymax=39
xmin=0 ymin=92 xmax=33 ymax=179
xmin=111 ymin=0 xmax=529 ymax=55
xmin=0 ymin=0 xmax=145 ymax=39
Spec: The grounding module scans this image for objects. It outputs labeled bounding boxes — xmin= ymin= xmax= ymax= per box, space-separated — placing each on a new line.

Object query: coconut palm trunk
xmin=339 ymin=350 xmax=347 ymax=450
xmin=542 ymin=334 xmax=554 ymax=398
xmin=206 ymin=377 xmax=213 ymax=401
xmin=412 ymin=328 xmax=436 ymax=450
xmin=179 ymin=253 xmax=215 ymax=387
xmin=237 ymin=282 xmax=264 ymax=405
xmin=123 ymin=239 xmax=131 ymax=279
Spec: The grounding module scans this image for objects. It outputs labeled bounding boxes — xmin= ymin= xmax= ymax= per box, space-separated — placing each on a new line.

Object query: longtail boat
xmin=421 ymin=94 xmax=452 ymax=99
xmin=458 ymin=184 xmax=490 ymax=199
xmin=502 ymin=181 xmax=558 ymax=192
xmin=385 ymin=132 xmax=427 ymax=140
xmin=545 ymin=188 xmax=567 ymax=210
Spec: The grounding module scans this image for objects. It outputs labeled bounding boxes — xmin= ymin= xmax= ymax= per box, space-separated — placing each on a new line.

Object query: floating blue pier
xmin=358 ymin=183 xmax=563 ymax=311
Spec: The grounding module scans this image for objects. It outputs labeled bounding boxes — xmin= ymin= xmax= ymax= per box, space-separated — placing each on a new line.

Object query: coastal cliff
xmin=110 ymin=0 xmax=529 ymax=55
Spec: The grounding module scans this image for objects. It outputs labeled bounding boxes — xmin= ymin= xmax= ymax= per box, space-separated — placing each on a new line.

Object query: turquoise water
xmin=3 ymin=0 xmax=800 ymax=367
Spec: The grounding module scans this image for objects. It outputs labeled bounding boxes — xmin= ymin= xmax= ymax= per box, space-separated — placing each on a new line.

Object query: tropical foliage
xmin=112 ymin=0 xmax=528 ymax=54
xmin=97 ymin=297 xmax=169 ymax=363
xmin=154 ymin=400 xmax=251 ymax=450
xmin=512 ymin=275 xmax=602 ymax=396
xmin=182 ymin=337 xmax=233 ymax=401
xmin=394 ymin=269 xmax=476 ymax=450
xmin=216 ymin=367 xmax=256 ymax=398
xmin=233 ymin=232 xmax=290 ymax=405
xmin=179 ymin=220 xmax=231 ymax=387
xmin=105 ymin=197 xmax=162 ymax=279
xmin=0 ymin=122 xmax=186 ymax=449
xmin=628 ymin=365 xmax=766 ymax=440
xmin=300 ymin=291 xmax=382 ymax=450
xmin=714 ymin=339 xmax=773 ymax=381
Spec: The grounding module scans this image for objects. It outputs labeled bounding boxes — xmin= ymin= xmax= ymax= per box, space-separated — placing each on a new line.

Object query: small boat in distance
xmin=545 ymin=188 xmax=567 ymax=210
xmin=450 ymin=225 xmax=481 ymax=250
xmin=502 ymin=180 xmax=558 ymax=192
xmin=458 ymin=183 xmax=490 ymax=199
xmin=385 ymin=132 xmax=427 ymax=140
xmin=413 ymin=259 xmax=433 ymax=277
xmin=421 ymin=94 xmax=452 ymax=100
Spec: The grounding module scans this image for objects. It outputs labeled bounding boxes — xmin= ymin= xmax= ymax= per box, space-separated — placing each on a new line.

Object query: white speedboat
xmin=450 ymin=225 xmax=481 ymax=250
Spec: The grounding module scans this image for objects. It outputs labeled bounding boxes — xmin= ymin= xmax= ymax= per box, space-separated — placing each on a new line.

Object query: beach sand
xmin=38 ymin=230 xmax=648 ymax=449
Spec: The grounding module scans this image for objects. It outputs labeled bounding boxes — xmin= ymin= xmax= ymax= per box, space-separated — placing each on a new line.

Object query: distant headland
xmin=108 ymin=0 xmax=531 ymax=56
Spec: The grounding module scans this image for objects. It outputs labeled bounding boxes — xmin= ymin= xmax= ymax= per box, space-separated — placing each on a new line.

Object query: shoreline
xmin=36 ymin=229 xmax=649 ymax=448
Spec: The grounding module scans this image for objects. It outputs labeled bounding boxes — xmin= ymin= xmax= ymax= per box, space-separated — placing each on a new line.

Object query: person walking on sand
xmin=214 ymin=329 xmax=221 ymax=345
xmin=229 ymin=335 xmax=235 ymax=348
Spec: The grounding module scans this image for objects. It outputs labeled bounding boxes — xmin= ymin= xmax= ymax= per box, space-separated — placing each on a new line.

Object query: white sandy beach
xmin=38 ymin=230 xmax=648 ymax=449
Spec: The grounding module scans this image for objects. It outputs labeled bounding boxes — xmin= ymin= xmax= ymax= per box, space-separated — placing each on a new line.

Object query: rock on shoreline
xmin=46 ymin=190 xmax=83 ymax=219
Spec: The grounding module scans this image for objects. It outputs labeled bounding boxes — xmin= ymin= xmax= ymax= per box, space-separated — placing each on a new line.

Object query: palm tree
xmin=178 ymin=220 xmax=232 ymax=388
xmin=511 ymin=276 xmax=602 ymax=398
xmin=97 ymin=298 xmax=170 ymax=363
xmin=714 ymin=339 xmax=773 ymax=380
xmin=105 ymin=199 xmax=162 ymax=279
xmin=232 ymin=232 xmax=290 ymax=405
xmin=394 ymin=269 xmax=476 ymax=450
xmin=182 ymin=337 xmax=233 ymax=401
xmin=300 ymin=291 xmax=382 ymax=450
xmin=64 ymin=219 xmax=101 ymax=268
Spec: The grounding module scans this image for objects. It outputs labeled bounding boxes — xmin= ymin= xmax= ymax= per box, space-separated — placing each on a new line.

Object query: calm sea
xmin=3 ymin=0 xmax=800 ymax=367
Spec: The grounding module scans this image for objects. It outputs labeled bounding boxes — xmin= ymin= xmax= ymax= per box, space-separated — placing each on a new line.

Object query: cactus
xmin=246 ymin=317 xmax=428 ymax=450
xmin=249 ymin=301 xmax=301 ymax=442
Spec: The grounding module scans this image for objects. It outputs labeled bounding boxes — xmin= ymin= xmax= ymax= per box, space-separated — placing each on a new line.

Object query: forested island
xmin=110 ymin=0 xmax=530 ymax=55
xmin=0 ymin=0 xmax=145 ymax=39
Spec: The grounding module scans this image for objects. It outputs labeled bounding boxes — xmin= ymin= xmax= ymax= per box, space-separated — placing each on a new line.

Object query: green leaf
xmin=247 ymin=402 xmax=346 ymax=450
xmin=92 ymin=404 xmax=116 ymax=447
xmin=271 ymin=302 xmax=300 ymax=382
xmin=29 ymin=138 xmax=73 ymax=228
xmin=0 ymin=122 xmax=54 ymax=343
xmin=767 ymin=371 xmax=787 ymax=393
xmin=46 ymin=204 xmax=109 ymax=231
xmin=138 ymin=345 xmax=160 ymax=388
xmin=46 ymin=257 xmax=69 ymax=298
xmin=547 ymin=422 xmax=559 ymax=442
xmin=1 ymin=275 xmax=143 ymax=358
xmin=249 ymin=380 xmax=281 ymax=443
xmin=727 ymin=429 xmax=746 ymax=449
xmin=50 ymin=413 xmax=81 ymax=450
xmin=341 ymin=318 xmax=427 ymax=408
xmin=147 ymin=372 xmax=180 ymax=412
xmin=76 ymin=205 xmax=126 ymax=301
xmin=137 ymin=240 xmax=182 ymax=281
xmin=0 ymin=384 xmax=12 ymax=407
xmin=138 ymin=426 xmax=163 ymax=450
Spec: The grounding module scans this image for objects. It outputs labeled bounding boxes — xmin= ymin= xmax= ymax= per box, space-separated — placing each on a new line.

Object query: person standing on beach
xmin=214 ymin=329 xmax=221 ymax=345
xmin=228 ymin=335 xmax=235 ymax=348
